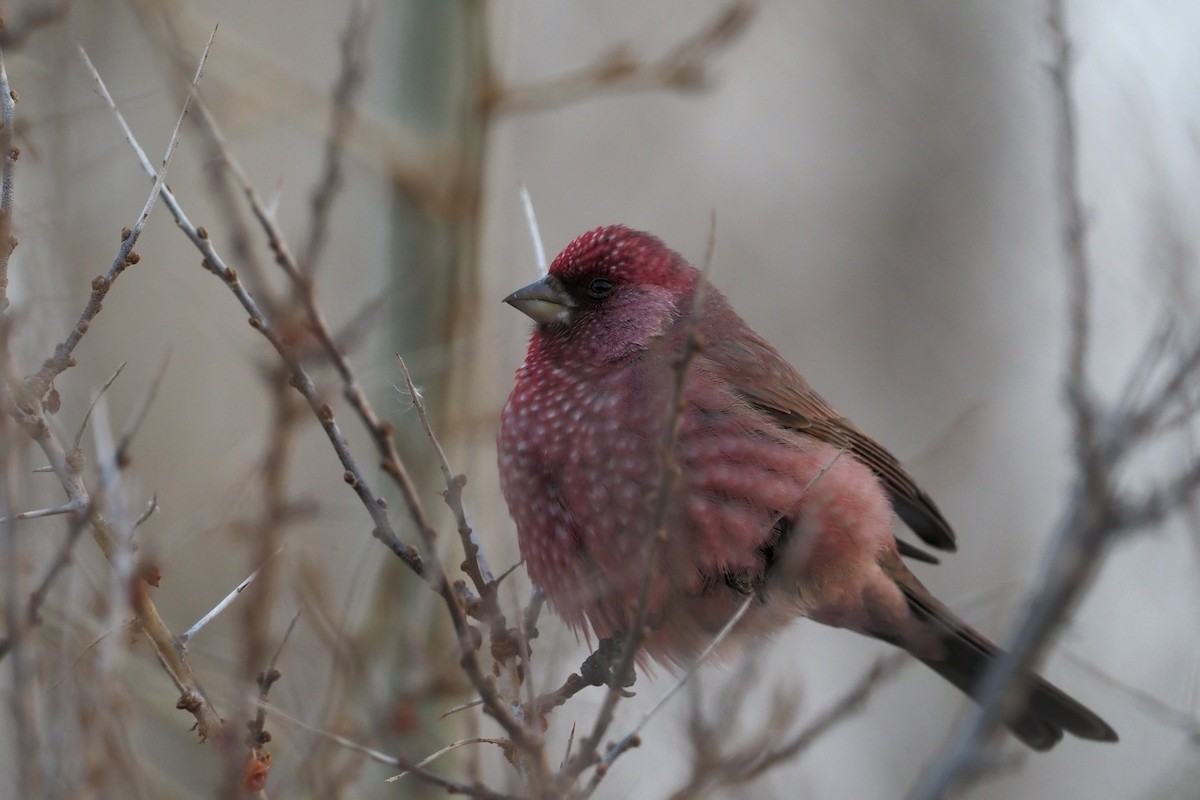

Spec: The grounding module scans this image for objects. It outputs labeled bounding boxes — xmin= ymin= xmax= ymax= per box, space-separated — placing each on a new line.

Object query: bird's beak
xmin=503 ymin=275 xmax=576 ymax=325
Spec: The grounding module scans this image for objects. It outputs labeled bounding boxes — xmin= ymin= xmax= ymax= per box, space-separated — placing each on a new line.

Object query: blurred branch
xmin=129 ymin=0 xmax=458 ymax=212
xmin=0 ymin=362 xmax=160 ymax=664
xmin=668 ymin=655 xmax=904 ymax=800
xmin=1066 ymin=653 xmax=1200 ymax=739
xmin=385 ymin=737 xmax=510 ymax=784
xmin=79 ymin=42 xmax=425 ymax=573
xmin=908 ymin=3 xmax=1200 ymax=796
xmin=487 ymin=2 xmax=753 ymax=115
xmin=261 ymin=702 xmax=520 ymax=800
xmin=1 ymin=310 xmax=43 ymax=796
xmin=297 ymin=0 xmax=372 ymax=280
xmin=241 ymin=609 xmax=302 ymax=793
xmin=0 ymin=51 xmax=15 ymax=314
xmin=0 ymin=1 xmax=71 ymax=50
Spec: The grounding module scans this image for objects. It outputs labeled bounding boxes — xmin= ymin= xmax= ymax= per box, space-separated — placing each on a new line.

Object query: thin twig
xmin=260 ymin=703 xmax=520 ymax=800
xmin=0 ymin=500 xmax=80 ymax=523
xmin=385 ymin=737 xmax=510 ymax=783
xmin=397 ymin=355 xmax=494 ymax=591
xmin=26 ymin=35 xmax=211 ymax=397
xmin=0 ymin=366 xmax=165 ymax=663
xmin=1065 ymin=652 xmax=1200 ymax=738
xmin=0 ymin=1 xmax=71 ymax=50
xmin=0 ymin=50 xmax=16 ymax=313
xmin=1 ymin=36 xmax=229 ymax=742
xmin=740 ymin=655 xmax=904 ymax=780
xmin=114 ymin=353 xmax=170 ymax=466
xmin=577 ymin=597 xmax=756 ymax=798
xmin=78 ymin=45 xmax=424 ymax=576
xmin=86 ymin=26 xmax=548 ymax=767
xmin=907 ymin=4 xmax=1200 ymax=794
xmin=73 ymin=361 xmax=126 ymax=452
xmin=246 ymin=609 xmax=303 ymax=752
xmin=297 ymin=0 xmax=372 ymax=279
xmin=489 ymin=2 xmax=753 ymax=115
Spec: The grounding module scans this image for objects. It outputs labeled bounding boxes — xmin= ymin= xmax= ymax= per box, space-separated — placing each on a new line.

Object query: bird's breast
xmin=498 ymin=359 xmax=668 ymax=621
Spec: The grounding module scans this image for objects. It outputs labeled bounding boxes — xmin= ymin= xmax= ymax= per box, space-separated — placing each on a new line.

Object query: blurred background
xmin=2 ymin=0 xmax=1199 ymax=797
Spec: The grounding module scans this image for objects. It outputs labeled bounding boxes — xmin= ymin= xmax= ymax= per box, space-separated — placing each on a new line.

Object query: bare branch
xmin=0 ymin=51 xmax=16 ymax=313
xmin=73 ymin=361 xmax=126 ymax=452
xmin=244 ymin=607 xmax=303 ymax=787
xmin=907 ymin=3 xmax=1200 ymax=794
xmin=668 ymin=655 xmax=904 ymax=800
xmin=385 ymin=737 xmax=510 ymax=784
xmin=82 ymin=26 xmax=553 ymax=770
xmin=0 ymin=1 xmax=71 ymax=50
xmin=260 ymin=703 xmax=521 ymax=800
xmin=489 ymin=2 xmax=753 ymax=115
xmin=26 ymin=35 xmax=211 ymax=397
xmin=0 ymin=38 xmax=228 ymax=743
xmin=297 ymin=0 xmax=372 ymax=279
xmin=78 ymin=45 xmax=425 ymax=575
xmin=397 ymin=355 xmax=494 ymax=591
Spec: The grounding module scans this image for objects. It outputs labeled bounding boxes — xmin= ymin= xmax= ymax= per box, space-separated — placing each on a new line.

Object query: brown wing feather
xmin=699 ymin=296 xmax=956 ymax=552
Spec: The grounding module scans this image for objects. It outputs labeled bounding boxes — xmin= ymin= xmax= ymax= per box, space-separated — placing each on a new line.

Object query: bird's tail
xmin=896 ymin=580 xmax=1118 ymax=751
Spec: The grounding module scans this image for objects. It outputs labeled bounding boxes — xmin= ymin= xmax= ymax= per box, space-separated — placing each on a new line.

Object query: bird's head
xmin=504 ymin=225 xmax=697 ymax=363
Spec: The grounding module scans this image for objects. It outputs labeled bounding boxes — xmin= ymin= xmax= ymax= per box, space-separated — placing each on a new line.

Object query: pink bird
xmin=498 ymin=225 xmax=1116 ymax=750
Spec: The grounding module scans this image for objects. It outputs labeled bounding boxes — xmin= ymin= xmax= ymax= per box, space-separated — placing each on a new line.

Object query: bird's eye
xmin=587 ymin=277 xmax=615 ymax=299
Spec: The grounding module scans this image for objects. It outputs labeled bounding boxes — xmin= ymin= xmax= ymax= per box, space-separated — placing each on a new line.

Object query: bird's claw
xmin=579 ymin=634 xmax=637 ymax=695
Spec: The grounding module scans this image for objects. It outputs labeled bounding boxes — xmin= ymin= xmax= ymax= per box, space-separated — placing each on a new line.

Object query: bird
xmin=497 ymin=224 xmax=1117 ymax=751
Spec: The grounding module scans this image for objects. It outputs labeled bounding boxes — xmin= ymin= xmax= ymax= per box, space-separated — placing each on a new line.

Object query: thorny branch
xmin=28 ymin=33 xmax=211 ymax=399
xmin=0 ymin=36 xmax=226 ymax=742
xmin=0 ymin=6 xmax=771 ymax=798
xmin=79 ymin=12 xmax=552 ymax=785
xmin=0 ymin=361 xmax=159 ymax=663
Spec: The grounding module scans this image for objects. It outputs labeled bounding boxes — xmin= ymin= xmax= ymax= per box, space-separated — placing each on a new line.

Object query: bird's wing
xmin=700 ymin=320 xmax=957 ymax=553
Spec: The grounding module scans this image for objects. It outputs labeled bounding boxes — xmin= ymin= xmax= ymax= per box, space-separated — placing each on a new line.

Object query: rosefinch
xmin=498 ymin=225 xmax=1116 ymax=750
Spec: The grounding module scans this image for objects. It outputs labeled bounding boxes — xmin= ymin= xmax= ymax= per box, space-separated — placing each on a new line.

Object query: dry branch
xmin=488 ymin=2 xmax=753 ymax=115
xmin=907 ymin=3 xmax=1200 ymax=796
xmin=0 ymin=36 xmax=226 ymax=743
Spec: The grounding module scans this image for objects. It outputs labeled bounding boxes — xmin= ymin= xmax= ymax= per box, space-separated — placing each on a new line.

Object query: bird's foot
xmin=580 ymin=634 xmax=637 ymax=696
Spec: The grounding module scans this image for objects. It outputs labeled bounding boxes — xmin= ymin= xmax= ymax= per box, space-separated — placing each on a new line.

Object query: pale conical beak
xmin=503 ymin=275 xmax=576 ymax=325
